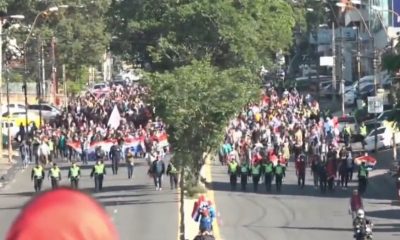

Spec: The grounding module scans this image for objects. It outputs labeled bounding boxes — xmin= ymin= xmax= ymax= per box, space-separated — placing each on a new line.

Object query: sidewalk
xmin=0 ymin=149 xmax=20 ymax=188
xmin=183 ymin=156 xmax=222 ymax=240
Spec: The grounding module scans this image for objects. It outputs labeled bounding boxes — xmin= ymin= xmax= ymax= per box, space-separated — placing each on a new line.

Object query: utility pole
xmin=62 ymin=64 xmax=67 ymax=108
xmin=37 ymin=37 xmax=42 ymax=126
xmin=23 ymin=42 xmax=28 ymax=134
xmin=340 ymin=27 xmax=345 ymax=115
xmin=51 ymin=36 xmax=56 ymax=105
xmin=0 ymin=18 xmax=4 ymax=157
xmin=373 ymin=49 xmax=378 ymax=151
xmin=357 ymin=27 xmax=361 ymax=93
xmin=6 ymin=67 xmax=11 ymax=163
xmin=332 ymin=22 xmax=337 ymax=102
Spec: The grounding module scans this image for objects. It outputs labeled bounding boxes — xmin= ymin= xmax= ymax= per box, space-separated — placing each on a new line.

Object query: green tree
xmin=146 ymin=60 xmax=258 ymax=181
xmin=109 ymin=0 xmax=296 ymax=72
xmin=4 ymin=0 xmax=110 ymax=85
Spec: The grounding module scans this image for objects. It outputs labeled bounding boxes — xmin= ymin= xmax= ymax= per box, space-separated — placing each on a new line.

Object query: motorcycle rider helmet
xmin=357 ymin=209 xmax=365 ymax=219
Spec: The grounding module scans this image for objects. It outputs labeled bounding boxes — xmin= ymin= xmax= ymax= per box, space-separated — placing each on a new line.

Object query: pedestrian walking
xmin=227 ymin=160 xmax=238 ymax=190
xmin=151 ymin=156 xmax=165 ymax=191
xmin=319 ymin=162 xmax=328 ymax=193
xmin=20 ymin=140 xmax=30 ymax=169
xmin=68 ymin=162 xmax=81 ymax=189
xmin=48 ymin=163 xmax=61 ymax=189
xmin=109 ymin=142 xmax=123 ymax=175
xmin=274 ymin=161 xmax=285 ymax=192
xmin=358 ymin=161 xmax=369 ymax=194
xmin=262 ymin=160 xmax=274 ymax=192
xmin=251 ymin=161 xmax=261 ymax=192
xmin=91 ymin=160 xmax=106 ymax=192
xmin=166 ymin=161 xmax=179 ymax=189
xmin=126 ymin=149 xmax=135 ymax=179
xmin=239 ymin=160 xmax=250 ymax=191
xmin=31 ymin=164 xmax=45 ymax=192
xmin=310 ymin=154 xmax=320 ymax=188
xmin=295 ymin=154 xmax=306 ymax=188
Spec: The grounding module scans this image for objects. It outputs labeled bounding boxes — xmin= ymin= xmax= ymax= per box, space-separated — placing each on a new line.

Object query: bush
xmin=184 ymin=183 xmax=206 ymax=198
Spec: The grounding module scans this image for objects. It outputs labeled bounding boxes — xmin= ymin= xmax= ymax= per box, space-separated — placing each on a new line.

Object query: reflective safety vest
xmin=50 ymin=167 xmax=60 ymax=178
xmin=263 ymin=163 xmax=273 ymax=173
xmin=360 ymin=125 xmax=367 ymax=136
xmin=252 ymin=164 xmax=261 ymax=175
xmin=240 ymin=164 xmax=248 ymax=173
xmin=275 ymin=165 xmax=283 ymax=175
xmin=33 ymin=166 xmax=43 ymax=178
xmin=344 ymin=126 xmax=351 ymax=135
xmin=229 ymin=162 xmax=238 ymax=174
xmin=94 ymin=164 xmax=105 ymax=174
xmin=70 ymin=166 xmax=80 ymax=177
xmin=170 ymin=165 xmax=178 ymax=174
xmin=359 ymin=166 xmax=367 ymax=177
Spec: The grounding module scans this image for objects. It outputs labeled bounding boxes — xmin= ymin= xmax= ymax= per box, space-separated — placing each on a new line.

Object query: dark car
xmin=356 ymin=84 xmax=375 ymax=100
xmin=110 ymin=80 xmax=127 ymax=87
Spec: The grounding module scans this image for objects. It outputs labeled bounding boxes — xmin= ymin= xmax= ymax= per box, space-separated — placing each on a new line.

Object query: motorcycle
xmin=354 ymin=223 xmax=373 ymax=240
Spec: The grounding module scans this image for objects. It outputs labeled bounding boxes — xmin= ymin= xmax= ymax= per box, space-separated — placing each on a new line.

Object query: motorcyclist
xmin=349 ymin=189 xmax=364 ymax=219
xmin=353 ymin=209 xmax=373 ymax=239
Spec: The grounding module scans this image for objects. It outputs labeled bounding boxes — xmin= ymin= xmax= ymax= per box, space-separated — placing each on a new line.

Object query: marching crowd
xmin=18 ymin=82 xmax=181 ymax=193
xmin=220 ymin=86 xmax=370 ymax=194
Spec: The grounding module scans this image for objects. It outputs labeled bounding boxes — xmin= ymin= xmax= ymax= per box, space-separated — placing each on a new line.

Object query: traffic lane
xmin=0 ymin=160 xmax=178 ymax=240
xmin=210 ymin=160 xmax=400 ymax=240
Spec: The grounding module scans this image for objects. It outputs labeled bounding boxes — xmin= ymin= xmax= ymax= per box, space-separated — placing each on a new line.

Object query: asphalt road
xmin=210 ymin=149 xmax=400 ymax=240
xmin=0 ymin=158 xmax=178 ymax=240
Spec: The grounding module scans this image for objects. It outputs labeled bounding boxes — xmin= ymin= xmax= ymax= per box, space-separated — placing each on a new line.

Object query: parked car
xmin=91 ymin=82 xmax=110 ymax=94
xmin=1 ymin=103 xmax=26 ymax=115
xmin=27 ymin=104 xmax=61 ymax=122
xmin=350 ymin=126 xmax=400 ymax=152
xmin=364 ymin=109 xmax=400 ymax=125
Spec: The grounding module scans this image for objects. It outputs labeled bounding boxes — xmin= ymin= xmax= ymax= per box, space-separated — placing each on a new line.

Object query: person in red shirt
xmin=295 ymin=154 xmax=306 ymax=188
xmin=349 ymin=189 xmax=364 ymax=219
xmin=326 ymin=158 xmax=336 ymax=192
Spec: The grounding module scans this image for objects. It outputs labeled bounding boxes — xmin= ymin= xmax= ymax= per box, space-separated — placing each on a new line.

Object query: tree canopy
xmin=3 ymin=0 xmax=110 ymax=82
xmin=109 ymin=0 xmax=296 ymax=72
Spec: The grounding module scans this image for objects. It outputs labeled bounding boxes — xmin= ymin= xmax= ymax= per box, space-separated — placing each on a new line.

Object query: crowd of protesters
xmin=220 ymin=85 xmax=369 ymax=194
xmin=16 ymin=82 xmax=168 ymax=169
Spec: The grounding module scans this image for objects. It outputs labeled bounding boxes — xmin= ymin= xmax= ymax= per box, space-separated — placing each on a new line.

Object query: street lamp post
xmin=23 ymin=5 xmax=68 ymax=127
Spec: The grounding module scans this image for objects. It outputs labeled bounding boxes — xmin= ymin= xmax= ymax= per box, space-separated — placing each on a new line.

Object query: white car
xmin=1 ymin=103 xmax=26 ymax=115
xmin=351 ymin=126 xmax=400 ymax=151
xmin=91 ymin=83 xmax=110 ymax=94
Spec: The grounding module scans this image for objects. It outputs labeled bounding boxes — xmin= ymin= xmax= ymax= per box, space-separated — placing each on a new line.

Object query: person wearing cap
xmin=31 ymin=163 xmax=45 ymax=192
xmin=6 ymin=188 xmax=119 ymax=240
xmin=91 ymin=159 xmax=106 ymax=192
xmin=274 ymin=160 xmax=285 ymax=192
xmin=48 ymin=163 xmax=61 ymax=189
xmin=68 ymin=161 xmax=81 ymax=189
xmin=358 ymin=161 xmax=369 ymax=194
xmin=239 ymin=160 xmax=250 ymax=191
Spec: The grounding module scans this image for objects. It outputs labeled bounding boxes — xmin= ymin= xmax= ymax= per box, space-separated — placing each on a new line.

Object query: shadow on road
xmin=95 ymin=193 xmax=151 ymax=199
xmin=100 ymin=199 xmax=178 ymax=207
xmin=279 ymin=226 xmax=350 ymax=232
xmin=368 ymin=209 xmax=400 ymax=221
xmin=79 ymin=184 xmax=151 ymax=194
xmin=372 ymin=223 xmax=400 ymax=233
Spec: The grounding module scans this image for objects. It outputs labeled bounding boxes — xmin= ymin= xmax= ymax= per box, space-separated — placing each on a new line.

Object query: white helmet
xmin=357 ymin=209 xmax=365 ymax=218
